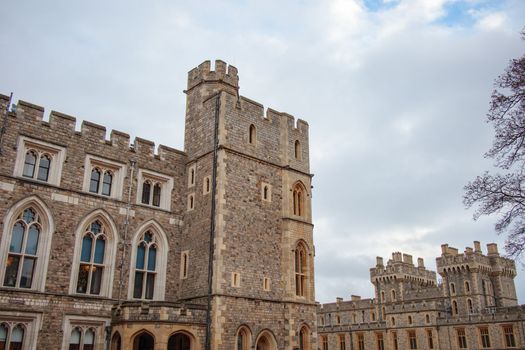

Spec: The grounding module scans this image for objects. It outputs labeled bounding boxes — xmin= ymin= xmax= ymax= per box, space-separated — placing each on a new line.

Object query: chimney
xmin=474 ymin=241 xmax=482 ymax=253
xmin=376 ymin=256 xmax=384 ymax=267
xmin=336 ymin=297 xmax=343 ymax=303
xmin=417 ymin=258 xmax=425 ymax=268
xmin=351 ymin=295 xmax=361 ymax=301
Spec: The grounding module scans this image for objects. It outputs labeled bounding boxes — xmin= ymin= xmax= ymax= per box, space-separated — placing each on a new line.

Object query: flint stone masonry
xmin=0 ymin=60 xmax=316 ymax=350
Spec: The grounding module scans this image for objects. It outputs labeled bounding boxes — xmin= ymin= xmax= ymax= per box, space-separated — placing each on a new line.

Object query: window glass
xmin=148 ymin=247 xmax=156 ymax=271
xmin=23 ymin=151 xmax=36 ymax=178
xmin=141 ymin=182 xmax=151 ymax=204
xmin=133 ymin=272 xmax=144 ymax=299
xmin=152 ymin=184 xmax=161 ymax=207
xmin=145 ymin=273 xmax=155 ymax=299
xmin=90 ymin=267 xmax=103 ymax=295
xmin=25 ymin=225 xmax=40 ymax=255
xmin=20 ymin=258 xmax=35 ymax=288
xmin=89 ymin=169 xmax=100 ymax=193
xmin=94 ymin=237 xmax=105 ymax=264
xmin=80 ymin=235 xmax=93 ymax=262
xmin=136 ymin=244 xmax=145 ymax=269
xmin=37 ymin=155 xmax=50 ymax=181
xmin=9 ymin=223 xmax=24 ymax=253
xmin=4 ymin=256 xmax=21 ymax=287
xmin=102 ymin=172 xmax=112 ymax=196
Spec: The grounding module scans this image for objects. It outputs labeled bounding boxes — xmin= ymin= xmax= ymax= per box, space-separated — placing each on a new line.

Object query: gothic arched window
xmin=0 ymin=323 xmax=24 ymax=349
xmin=132 ymin=231 xmax=157 ymax=299
xmin=293 ymin=183 xmax=306 ymax=217
xmin=295 ymin=243 xmax=308 ymax=297
xmin=76 ymin=221 xmax=107 ymax=295
xmin=3 ymin=208 xmax=41 ymax=289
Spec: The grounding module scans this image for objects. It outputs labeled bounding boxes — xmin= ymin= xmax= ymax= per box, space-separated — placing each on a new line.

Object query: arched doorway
xmin=111 ymin=332 xmax=121 ymax=350
xmin=167 ymin=333 xmax=191 ymax=350
xmin=255 ymin=331 xmax=276 ymax=350
xmin=133 ymin=332 xmax=154 ymax=350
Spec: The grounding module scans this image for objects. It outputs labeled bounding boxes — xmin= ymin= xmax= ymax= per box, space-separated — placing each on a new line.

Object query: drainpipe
xmin=205 ymin=93 xmax=221 ymax=350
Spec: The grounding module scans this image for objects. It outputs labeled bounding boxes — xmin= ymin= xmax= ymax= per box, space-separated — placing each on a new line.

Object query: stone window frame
xmin=426 ymin=329 xmax=435 ymax=349
xmin=13 ymin=136 xmax=66 ymax=186
xmin=261 ymin=182 xmax=272 ymax=202
xmin=248 ymin=124 xmax=257 ymax=145
xmin=501 ymin=324 xmax=516 ymax=348
xmin=375 ymin=332 xmax=384 ymax=350
xmin=452 ymin=299 xmax=458 ymax=315
xmin=82 ymin=155 xmax=126 ymax=200
xmin=187 ymin=164 xmax=196 ymax=188
xmin=187 ymin=193 xmax=195 ymax=211
xmin=0 ymin=311 xmax=42 ymax=350
xmin=320 ymin=335 xmax=328 ymax=350
xmin=357 ymin=333 xmax=365 ymax=350
xmin=450 ymin=282 xmax=456 ymax=295
xmin=478 ymin=326 xmax=491 ymax=349
xmin=69 ymin=210 xmax=118 ymax=298
xmin=231 ymin=272 xmax=240 ymax=287
xmin=61 ymin=315 xmax=110 ymax=350
xmin=408 ymin=330 xmax=417 ymax=350
xmin=465 ymin=280 xmax=471 ymax=293
xmin=294 ymin=240 xmax=310 ymax=299
xmin=127 ymin=221 xmax=168 ymax=301
xmin=0 ymin=196 xmax=54 ymax=292
xmin=136 ymin=169 xmax=174 ymax=211
xmin=299 ymin=325 xmax=311 ymax=350
xmin=203 ymin=176 xmax=211 ymax=195
xmin=180 ymin=250 xmax=189 ymax=279
xmin=456 ymin=327 xmax=468 ymax=349
xmin=294 ymin=140 xmax=302 ymax=160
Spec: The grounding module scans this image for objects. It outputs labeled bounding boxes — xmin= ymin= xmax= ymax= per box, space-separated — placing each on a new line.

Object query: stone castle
xmin=0 ymin=60 xmax=523 ymax=350
xmin=0 ymin=60 xmax=315 ymax=349
xmin=318 ymin=242 xmax=525 ymax=349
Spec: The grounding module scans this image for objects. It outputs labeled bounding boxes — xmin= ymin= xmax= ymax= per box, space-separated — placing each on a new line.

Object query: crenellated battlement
xmin=371 ymin=251 xmax=437 ymax=284
xmin=187 ymin=59 xmax=239 ymax=91
xmin=3 ymin=95 xmax=185 ymax=161
xmin=437 ymin=242 xmax=516 ymax=277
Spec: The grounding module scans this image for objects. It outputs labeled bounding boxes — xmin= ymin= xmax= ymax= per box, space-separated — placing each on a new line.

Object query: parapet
xmin=187 ymin=60 xmax=239 ymax=91
xmin=6 ymin=96 xmax=186 ymax=161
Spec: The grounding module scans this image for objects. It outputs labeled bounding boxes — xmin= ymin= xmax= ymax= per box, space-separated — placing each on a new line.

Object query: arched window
xmin=294 ymin=140 xmax=301 ymax=159
xmin=132 ymin=231 xmax=157 ymax=299
xmin=76 ymin=221 xmax=107 ymax=295
xmin=371 ymin=312 xmax=376 ymax=321
xmin=450 ymin=282 xmax=456 ymax=295
xmin=299 ymin=326 xmax=310 ymax=350
xmin=336 ymin=315 xmax=341 ymax=324
xmin=467 ymin=299 xmax=473 ymax=314
xmin=0 ymin=323 xmax=24 ymax=350
xmin=249 ymin=124 xmax=256 ymax=144
xmin=391 ymin=317 xmax=395 ymax=326
xmin=293 ymin=183 xmax=306 ymax=217
xmin=295 ymin=243 xmax=308 ymax=297
xmin=408 ymin=315 xmax=412 ymax=325
xmin=102 ymin=171 xmax=113 ymax=196
xmin=465 ymin=281 xmax=470 ymax=293
xmin=89 ymin=167 xmax=113 ymax=197
xmin=128 ymin=222 xmax=168 ymax=300
xmin=263 ymin=186 xmax=268 ymax=200
xmin=391 ymin=289 xmax=396 ymax=301
xmin=452 ymin=300 xmax=458 ymax=315
xmin=71 ymin=212 xmax=117 ymax=297
xmin=89 ymin=168 xmax=101 ymax=193
xmin=0 ymin=197 xmax=54 ymax=292
xmin=236 ymin=327 xmax=251 ymax=350
xmin=320 ymin=316 xmax=324 ymax=326
xmin=22 ymin=150 xmax=52 ymax=182
xmin=69 ymin=327 xmax=95 ymax=350
xmin=425 ymin=314 xmax=430 ymax=323
xmin=141 ymin=180 xmax=163 ymax=207
xmin=3 ymin=208 xmax=40 ymax=289
xmin=381 ymin=291 xmax=385 ymax=302
xmin=180 ymin=251 xmax=189 ymax=279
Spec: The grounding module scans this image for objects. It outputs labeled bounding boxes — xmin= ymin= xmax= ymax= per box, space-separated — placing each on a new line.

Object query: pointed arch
xmin=111 ymin=331 xmax=122 ymax=350
xmin=128 ymin=220 xmax=169 ymax=300
xmin=131 ymin=330 xmax=155 ymax=350
xmin=69 ymin=209 xmax=118 ymax=297
xmin=235 ymin=325 xmax=252 ymax=350
xmin=292 ymin=181 xmax=308 ymax=218
xmin=294 ymin=240 xmax=310 ymax=298
xmin=249 ymin=124 xmax=256 ymax=145
xmin=0 ymin=195 xmax=55 ymax=291
xmin=255 ymin=329 xmax=277 ymax=350
xmin=167 ymin=330 xmax=195 ymax=350
xmin=297 ymin=324 xmax=311 ymax=350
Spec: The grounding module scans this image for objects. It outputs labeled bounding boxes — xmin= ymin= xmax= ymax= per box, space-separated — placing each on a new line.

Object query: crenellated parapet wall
xmin=371 ymin=252 xmax=437 ymax=285
xmin=187 ymin=59 xmax=239 ymax=92
xmin=437 ymin=242 xmax=516 ymax=278
xmin=2 ymin=96 xmax=186 ymax=161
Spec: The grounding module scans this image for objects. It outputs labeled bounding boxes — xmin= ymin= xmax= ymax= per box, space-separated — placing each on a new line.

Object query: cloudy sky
xmin=0 ymin=0 xmax=524 ymax=304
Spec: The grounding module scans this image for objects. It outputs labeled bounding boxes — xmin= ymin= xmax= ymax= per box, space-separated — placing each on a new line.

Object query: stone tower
xmin=437 ymin=242 xmax=518 ymax=315
xmin=182 ymin=60 xmax=317 ymax=349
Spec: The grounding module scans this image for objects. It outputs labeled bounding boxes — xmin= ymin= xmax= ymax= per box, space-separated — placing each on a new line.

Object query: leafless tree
xmin=464 ymin=29 xmax=525 ymax=259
